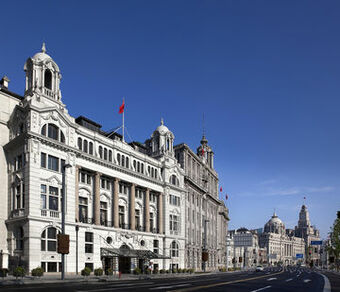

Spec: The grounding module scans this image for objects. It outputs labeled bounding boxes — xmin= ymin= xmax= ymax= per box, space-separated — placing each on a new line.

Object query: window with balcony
xmin=135 ymin=209 xmax=140 ymax=230
xmin=100 ymin=202 xmax=108 ymax=226
xmin=170 ymin=214 xmax=179 ymax=234
xmin=119 ymin=206 xmax=125 ymax=228
xmin=79 ymin=197 xmax=88 ymax=223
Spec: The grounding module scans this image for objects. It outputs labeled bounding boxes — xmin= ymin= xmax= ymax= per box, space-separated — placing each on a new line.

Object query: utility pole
xmin=61 ymin=163 xmax=72 ymax=280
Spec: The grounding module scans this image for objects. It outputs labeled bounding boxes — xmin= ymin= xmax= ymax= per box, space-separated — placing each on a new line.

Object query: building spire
xmin=41 ymin=42 xmax=46 ymax=53
xmin=161 ymin=117 xmax=164 ymax=125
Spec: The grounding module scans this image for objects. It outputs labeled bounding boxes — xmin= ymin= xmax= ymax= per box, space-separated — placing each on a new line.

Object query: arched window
xmin=44 ymin=69 xmax=52 ymax=90
xmin=48 ymin=124 xmax=59 ymax=140
xmin=78 ymin=138 xmax=82 ymax=150
xmin=60 ymin=131 xmax=65 ymax=143
xmin=109 ymin=150 xmax=112 ymax=162
xmin=121 ymin=155 xmax=125 ymax=167
xmin=148 ymin=166 xmax=150 ymax=175
xmin=125 ymin=157 xmax=129 ymax=168
xmin=155 ymin=169 xmax=157 ymax=179
xmin=41 ymin=124 xmax=47 ymax=136
xmin=133 ymin=160 xmax=136 ymax=170
xmin=170 ymin=175 xmax=179 ymax=186
xmin=141 ymin=163 xmax=144 ymax=174
xmin=151 ymin=168 xmax=154 ymax=178
xmin=99 ymin=146 xmax=103 ymax=159
xmin=83 ymin=140 xmax=88 ymax=153
xmin=89 ymin=142 xmax=93 ymax=155
xmin=104 ymin=148 xmax=107 ymax=160
xmin=137 ymin=162 xmax=140 ymax=173
xmin=170 ymin=241 xmax=179 ymax=257
xmin=41 ymin=227 xmax=60 ymax=251
xmin=117 ymin=153 xmax=121 ymax=165
xmin=166 ymin=138 xmax=170 ymax=150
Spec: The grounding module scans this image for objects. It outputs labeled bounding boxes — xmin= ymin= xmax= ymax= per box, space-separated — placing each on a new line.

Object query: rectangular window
xmin=41 ymin=153 xmax=46 ymax=168
xmin=47 ymin=262 xmax=57 ymax=272
xmin=153 ymin=240 xmax=159 ymax=254
xmin=86 ymin=174 xmax=91 ymax=185
xmin=119 ymin=206 xmax=125 ymax=227
xmin=85 ymin=232 xmax=93 ymax=253
xmin=135 ymin=209 xmax=140 ymax=229
xmin=48 ymin=155 xmax=59 ymax=172
xmin=61 ymin=159 xmax=65 ymax=173
xmin=100 ymin=202 xmax=107 ymax=226
xmin=81 ymin=172 xmax=86 ymax=183
xmin=85 ymin=263 xmax=93 ymax=272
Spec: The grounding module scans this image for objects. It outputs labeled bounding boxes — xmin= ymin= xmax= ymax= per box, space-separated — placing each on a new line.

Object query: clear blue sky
xmin=1 ymin=1 xmax=339 ymax=238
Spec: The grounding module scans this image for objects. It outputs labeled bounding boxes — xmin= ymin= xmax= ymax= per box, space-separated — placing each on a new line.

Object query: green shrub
xmin=0 ymin=268 xmax=8 ymax=277
xmin=107 ymin=268 xmax=113 ymax=276
xmin=13 ymin=266 xmax=25 ymax=278
xmin=133 ymin=267 xmax=141 ymax=275
xmin=166 ymin=269 xmax=170 ymax=274
xmin=94 ymin=268 xmax=103 ymax=276
xmin=31 ymin=267 xmax=44 ymax=277
xmin=81 ymin=267 xmax=91 ymax=277
xmin=160 ymin=269 xmax=165 ymax=274
xmin=172 ymin=269 xmax=177 ymax=273
xmin=189 ymin=268 xmax=195 ymax=274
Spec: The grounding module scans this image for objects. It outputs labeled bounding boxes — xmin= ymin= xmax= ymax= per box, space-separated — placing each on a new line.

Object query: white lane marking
xmin=285 ymin=278 xmax=293 ymax=282
xmin=303 ymin=279 xmax=311 ymax=283
xmin=267 ymin=277 xmax=277 ymax=281
xmin=76 ymin=282 xmax=155 ymax=292
xmin=250 ymin=286 xmax=272 ymax=292
xmin=320 ymin=273 xmax=331 ymax=292
xmin=265 ymin=272 xmax=270 ymax=275
xmin=150 ymin=283 xmax=191 ymax=290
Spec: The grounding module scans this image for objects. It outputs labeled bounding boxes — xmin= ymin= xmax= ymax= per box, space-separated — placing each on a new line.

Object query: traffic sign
xmin=296 ymin=254 xmax=303 ymax=259
xmin=311 ymin=240 xmax=322 ymax=245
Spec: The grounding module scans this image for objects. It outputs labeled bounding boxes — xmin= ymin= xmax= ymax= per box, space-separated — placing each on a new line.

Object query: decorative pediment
xmin=46 ymin=175 xmax=62 ymax=186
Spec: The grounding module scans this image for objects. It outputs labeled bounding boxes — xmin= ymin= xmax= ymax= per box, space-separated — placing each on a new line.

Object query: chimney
xmin=0 ymin=76 xmax=10 ymax=89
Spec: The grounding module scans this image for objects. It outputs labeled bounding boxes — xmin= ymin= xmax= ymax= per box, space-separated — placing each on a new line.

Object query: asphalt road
xmin=0 ymin=267 xmax=334 ymax=292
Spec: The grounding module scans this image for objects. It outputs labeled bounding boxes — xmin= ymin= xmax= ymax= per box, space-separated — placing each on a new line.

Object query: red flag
xmin=119 ymin=99 xmax=125 ymax=114
xmin=225 ymin=194 xmax=228 ymax=200
xmin=201 ymin=147 xmax=204 ymax=156
xmin=220 ymin=187 xmax=222 ymax=192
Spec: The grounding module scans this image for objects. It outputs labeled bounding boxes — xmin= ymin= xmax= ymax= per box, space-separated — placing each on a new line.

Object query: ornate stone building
xmin=174 ymin=136 xmax=229 ymax=271
xmin=259 ymin=212 xmax=305 ymax=265
xmin=0 ymin=45 xmax=189 ymax=273
xmin=294 ymin=204 xmax=321 ymax=266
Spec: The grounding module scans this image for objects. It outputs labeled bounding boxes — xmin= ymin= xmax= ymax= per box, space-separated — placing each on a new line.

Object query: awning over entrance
xmin=101 ymin=247 xmax=170 ymax=259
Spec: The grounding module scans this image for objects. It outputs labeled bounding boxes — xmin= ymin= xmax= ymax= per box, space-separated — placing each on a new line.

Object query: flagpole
xmin=122 ymin=97 xmax=125 ymax=142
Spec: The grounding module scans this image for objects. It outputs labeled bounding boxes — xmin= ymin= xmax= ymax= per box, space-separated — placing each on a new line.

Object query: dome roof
xmin=32 ymin=43 xmax=52 ymax=62
xmin=153 ymin=118 xmax=171 ymax=135
xmin=264 ymin=212 xmax=285 ymax=234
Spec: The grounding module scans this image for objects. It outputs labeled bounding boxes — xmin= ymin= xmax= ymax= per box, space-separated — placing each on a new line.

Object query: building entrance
xmin=119 ymin=256 xmax=131 ymax=273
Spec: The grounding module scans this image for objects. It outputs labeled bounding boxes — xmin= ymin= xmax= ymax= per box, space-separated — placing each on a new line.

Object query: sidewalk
xmin=0 ymin=270 xmax=229 ymax=287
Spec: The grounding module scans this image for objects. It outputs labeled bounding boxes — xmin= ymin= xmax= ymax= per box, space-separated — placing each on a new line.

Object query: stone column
xmin=113 ymin=178 xmax=119 ymax=228
xmin=130 ymin=184 xmax=136 ymax=230
xmin=75 ymin=166 xmax=80 ymax=222
xmin=94 ymin=172 xmax=101 ymax=225
xmin=158 ymin=193 xmax=163 ymax=234
xmin=145 ymin=188 xmax=150 ymax=232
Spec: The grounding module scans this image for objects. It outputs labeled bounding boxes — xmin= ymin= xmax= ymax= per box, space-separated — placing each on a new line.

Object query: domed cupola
xmin=264 ymin=212 xmax=286 ymax=234
xmin=197 ymin=134 xmax=214 ymax=169
xmin=151 ymin=118 xmax=174 ymax=155
xmin=24 ymin=43 xmax=62 ymax=103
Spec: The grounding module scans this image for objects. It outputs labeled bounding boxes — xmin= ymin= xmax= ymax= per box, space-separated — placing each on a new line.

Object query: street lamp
xmin=61 ymin=163 xmax=72 ymax=280
xmin=202 ymin=219 xmax=209 ymax=272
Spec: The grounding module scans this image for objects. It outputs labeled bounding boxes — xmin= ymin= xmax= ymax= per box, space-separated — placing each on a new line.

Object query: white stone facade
xmin=174 ymin=138 xmax=229 ymax=271
xmin=0 ymin=45 xmax=194 ymax=274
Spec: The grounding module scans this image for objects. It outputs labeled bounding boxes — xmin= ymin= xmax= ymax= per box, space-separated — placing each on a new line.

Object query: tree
xmin=328 ymin=211 xmax=340 ymax=271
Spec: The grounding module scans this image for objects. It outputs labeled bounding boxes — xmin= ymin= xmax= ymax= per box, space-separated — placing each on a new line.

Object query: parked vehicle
xmin=256 ymin=265 xmax=264 ymax=272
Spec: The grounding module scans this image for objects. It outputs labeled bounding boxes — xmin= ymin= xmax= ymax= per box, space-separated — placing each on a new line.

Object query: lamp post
xmin=61 ymin=163 xmax=72 ymax=280
xmin=203 ymin=219 xmax=209 ymax=272
xmin=75 ymin=225 xmax=79 ymax=275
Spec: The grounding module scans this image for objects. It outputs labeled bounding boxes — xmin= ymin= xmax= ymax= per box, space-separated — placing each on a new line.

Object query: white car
xmin=256 ymin=265 xmax=264 ymax=272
